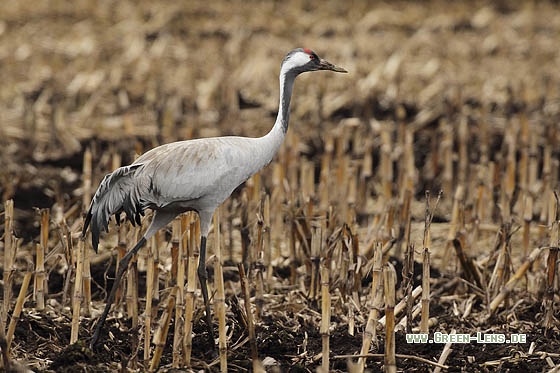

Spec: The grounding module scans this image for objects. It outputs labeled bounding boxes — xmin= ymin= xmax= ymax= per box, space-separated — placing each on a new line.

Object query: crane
xmin=83 ymin=48 xmax=347 ymax=348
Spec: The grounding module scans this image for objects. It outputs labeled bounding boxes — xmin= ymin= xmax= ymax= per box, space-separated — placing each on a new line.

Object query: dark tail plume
xmin=81 ymin=164 xmax=144 ymax=253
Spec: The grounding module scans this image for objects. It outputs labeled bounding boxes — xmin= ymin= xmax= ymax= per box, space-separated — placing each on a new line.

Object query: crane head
xmin=282 ymin=48 xmax=347 ymax=75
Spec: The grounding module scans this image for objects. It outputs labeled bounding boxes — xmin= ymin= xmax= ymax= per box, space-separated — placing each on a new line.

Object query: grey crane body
xmin=83 ymin=48 xmax=346 ymax=348
xmin=91 ymin=134 xmax=283 ymax=244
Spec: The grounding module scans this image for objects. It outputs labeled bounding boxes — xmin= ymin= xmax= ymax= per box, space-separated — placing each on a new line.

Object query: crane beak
xmin=319 ymin=58 xmax=348 ymax=73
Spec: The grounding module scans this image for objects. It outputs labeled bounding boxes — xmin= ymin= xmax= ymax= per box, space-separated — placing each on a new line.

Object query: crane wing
xmin=135 ymin=137 xmax=257 ymax=210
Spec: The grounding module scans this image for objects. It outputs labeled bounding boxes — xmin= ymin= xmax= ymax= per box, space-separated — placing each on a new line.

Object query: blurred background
xmin=2 ymin=0 xmax=559 ymax=241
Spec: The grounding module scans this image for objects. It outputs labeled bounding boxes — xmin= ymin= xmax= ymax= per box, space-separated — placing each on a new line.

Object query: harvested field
xmin=1 ymin=0 xmax=560 ymax=372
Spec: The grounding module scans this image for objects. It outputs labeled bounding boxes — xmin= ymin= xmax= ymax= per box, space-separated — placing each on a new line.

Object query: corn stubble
xmin=4 ymin=110 xmax=560 ymax=371
xmin=3 ymin=104 xmax=560 ymax=371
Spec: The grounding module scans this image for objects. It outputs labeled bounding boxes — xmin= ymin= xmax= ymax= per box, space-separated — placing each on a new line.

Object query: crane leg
xmin=90 ymin=237 xmax=147 ymax=349
xmin=197 ymin=236 xmax=215 ymax=346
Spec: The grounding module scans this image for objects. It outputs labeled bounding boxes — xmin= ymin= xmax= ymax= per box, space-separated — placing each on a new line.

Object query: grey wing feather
xmin=134 ymin=140 xmax=222 ymax=205
xmin=135 ymin=137 xmax=254 ymax=208
xmin=82 ymin=163 xmax=145 ymax=252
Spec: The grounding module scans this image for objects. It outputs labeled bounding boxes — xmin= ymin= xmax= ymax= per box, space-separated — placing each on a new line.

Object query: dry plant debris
xmin=1 ymin=0 xmax=560 ymax=372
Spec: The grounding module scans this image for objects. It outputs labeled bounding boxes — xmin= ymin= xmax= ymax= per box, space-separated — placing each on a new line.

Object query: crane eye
xmin=309 ymin=55 xmax=315 ymax=60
